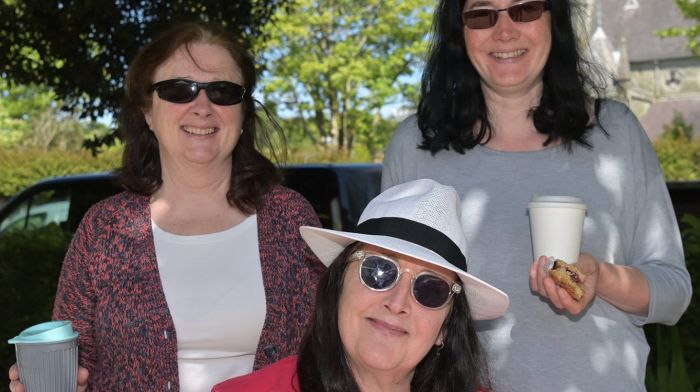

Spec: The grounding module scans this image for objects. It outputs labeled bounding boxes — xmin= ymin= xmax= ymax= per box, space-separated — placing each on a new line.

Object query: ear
xmin=435 ymin=331 xmax=445 ymax=346
xmin=143 ymin=108 xmax=153 ymax=130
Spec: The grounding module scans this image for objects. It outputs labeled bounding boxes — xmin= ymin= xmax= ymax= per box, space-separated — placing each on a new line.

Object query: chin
xmin=356 ymin=349 xmax=412 ymax=372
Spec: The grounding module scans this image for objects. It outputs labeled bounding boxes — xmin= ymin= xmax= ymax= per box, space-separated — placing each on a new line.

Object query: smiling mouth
xmin=367 ymin=318 xmax=408 ymax=336
xmin=492 ymin=49 xmax=526 ymax=59
xmin=182 ymin=126 xmax=218 ymax=136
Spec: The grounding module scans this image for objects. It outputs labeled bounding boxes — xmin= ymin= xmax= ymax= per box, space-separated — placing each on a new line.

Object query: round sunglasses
xmin=351 ymin=251 xmax=462 ymax=309
xmin=150 ymin=78 xmax=246 ymax=106
xmin=462 ymin=1 xmax=550 ymax=30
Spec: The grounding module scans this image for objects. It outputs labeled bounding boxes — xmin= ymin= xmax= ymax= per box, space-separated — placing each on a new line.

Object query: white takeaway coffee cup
xmin=8 ymin=320 xmax=79 ymax=392
xmin=528 ymin=196 xmax=587 ymax=264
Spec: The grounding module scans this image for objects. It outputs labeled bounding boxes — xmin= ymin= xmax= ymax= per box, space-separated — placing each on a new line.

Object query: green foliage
xmin=645 ymin=325 xmax=695 ymax=392
xmin=654 ymin=139 xmax=700 ymax=180
xmin=1 ymin=80 xmax=112 ymax=150
xmin=0 ymin=225 xmax=72 ymax=372
xmin=282 ymin=112 xmax=399 ymax=163
xmin=0 ymin=147 xmax=122 ymax=198
xmin=654 ymin=113 xmax=700 ymax=181
xmin=646 ymin=214 xmax=700 ymax=391
xmin=660 ymin=112 xmax=694 ymax=142
xmin=0 ymin=80 xmax=49 ymax=147
xmin=677 ymin=214 xmax=700 ymax=378
xmin=0 ymin=0 xmax=292 ymax=123
xmin=656 ymin=0 xmax=700 ymax=55
xmin=258 ymin=0 xmax=430 ymax=155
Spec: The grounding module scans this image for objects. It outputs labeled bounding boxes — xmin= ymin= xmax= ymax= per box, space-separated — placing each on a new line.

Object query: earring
xmin=435 ymin=341 xmax=444 ymax=356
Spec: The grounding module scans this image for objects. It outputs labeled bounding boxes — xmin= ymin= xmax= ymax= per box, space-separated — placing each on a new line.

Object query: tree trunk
xmin=329 ymin=91 xmax=341 ymax=149
xmin=293 ymin=89 xmax=317 ymax=144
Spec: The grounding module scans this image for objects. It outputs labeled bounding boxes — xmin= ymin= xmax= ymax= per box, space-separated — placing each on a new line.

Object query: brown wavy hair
xmin=118 ymin=21 xmax=281 ymax=213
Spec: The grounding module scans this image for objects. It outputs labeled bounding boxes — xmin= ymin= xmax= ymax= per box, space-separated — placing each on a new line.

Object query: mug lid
xmin=8 ymin=321 xmax=78 ymax=345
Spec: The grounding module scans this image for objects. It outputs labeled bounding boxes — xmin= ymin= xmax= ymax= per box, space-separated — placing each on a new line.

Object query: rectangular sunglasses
xmin=150 ymin=78 xmax=246 ymax=106
xmin=352 ymin=251 xmax=462 ymax=309
xmin=462 ymin=1 xmax=550 ymax=30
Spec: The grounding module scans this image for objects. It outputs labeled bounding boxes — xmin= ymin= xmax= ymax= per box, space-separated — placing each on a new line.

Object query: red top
xmin=212 ymin=355 xmax=492 ymax=392
xmin=212 ymin=355 xmax=300 ymax=392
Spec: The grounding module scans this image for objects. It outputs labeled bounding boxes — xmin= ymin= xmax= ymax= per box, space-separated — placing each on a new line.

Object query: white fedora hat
xmin=300 ymin=178 xmax=509 ymax=320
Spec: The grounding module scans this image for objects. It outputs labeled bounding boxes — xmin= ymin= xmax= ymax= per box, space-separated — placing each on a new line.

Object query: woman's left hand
xmin=529 ymin=253 xmax=599 ymax=315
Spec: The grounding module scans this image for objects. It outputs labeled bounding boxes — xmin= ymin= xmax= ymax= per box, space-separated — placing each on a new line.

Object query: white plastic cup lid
xmin=530 ymin=196 xmax=584 ymax=203
xmin=529 ymin=195 xmax=587 ymax=210
xmin=8 ymin=321 xmax=78 ymax=345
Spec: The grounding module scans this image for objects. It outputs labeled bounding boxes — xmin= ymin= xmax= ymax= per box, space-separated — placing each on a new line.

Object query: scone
xmin=549 ymin=259 xmax=585 ymax=301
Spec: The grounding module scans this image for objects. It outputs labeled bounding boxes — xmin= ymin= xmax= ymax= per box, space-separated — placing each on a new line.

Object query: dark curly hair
xmin=417 ymin=0 xmax=607 ymax=154
xmin=296 ymin=243 xmax=490 ymax=392
xmin=118 ymin=21 xmax=281 ymax=213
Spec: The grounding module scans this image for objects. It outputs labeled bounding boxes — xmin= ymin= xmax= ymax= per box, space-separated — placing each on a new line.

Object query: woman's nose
xmin=383 ymin=274 xmax=413 ymax=314
xmin=190 ymin=90 xmax=213 ymax=117
xmin=492 ymin=11 xmax=519 ymax=41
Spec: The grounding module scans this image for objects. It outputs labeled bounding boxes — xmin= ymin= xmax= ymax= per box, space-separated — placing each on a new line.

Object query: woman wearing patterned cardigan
xmin=9 ymin=22 xmax=324 ymax=392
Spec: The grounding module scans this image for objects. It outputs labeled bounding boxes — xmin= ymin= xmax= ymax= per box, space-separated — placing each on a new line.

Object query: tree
xmin=0 ymin=80 xmax=110 ymax=150
xmin=258 ymin=0 xmax=431 ymax=157
xmin=661 ymin=111 xmax=694 ymax=142
xmin=657 ymin=0 xmax=700 ymax=55
xmin=654 ymin=112 xmax=700 ymax=181
xmin=0 ymin=0 xmax=292 ymax=126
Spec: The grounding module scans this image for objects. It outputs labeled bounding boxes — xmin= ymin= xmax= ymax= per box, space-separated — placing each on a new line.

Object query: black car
xmin=667 ymin=180 xmax=700 ymax=228
xmin=4 ymin=170 xmax=697 ymax=235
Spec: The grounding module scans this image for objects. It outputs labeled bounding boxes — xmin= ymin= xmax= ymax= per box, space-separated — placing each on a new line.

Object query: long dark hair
xmin=118 ymin=21 xmax=281 ymax=213
xmin=417 ymin=0 xmax=606 ymax=154
xmin=296 ymin=243 xmax=489 ymax=392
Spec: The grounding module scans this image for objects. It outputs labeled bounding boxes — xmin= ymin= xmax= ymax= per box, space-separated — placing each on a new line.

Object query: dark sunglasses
xmin=462 ymin=1 xmax=550 ymax=30
xmin=150 ymin=79 xmax=246 ymax=106
xmin=352 ymin=251 xmax=462 ymax=309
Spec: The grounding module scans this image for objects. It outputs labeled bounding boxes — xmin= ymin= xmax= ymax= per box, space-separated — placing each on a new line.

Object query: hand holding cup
xmin=8 ymin=321 xmax=84 ymax=392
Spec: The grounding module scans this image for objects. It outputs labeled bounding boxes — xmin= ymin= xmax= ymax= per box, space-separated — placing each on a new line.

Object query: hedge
xmin=0 ymin=148 xmax=121 ymax=199
xmin=645 ymin=214 xmax=700 ymax=391
xmin=0 ymin=225 xmax=71 ymax=371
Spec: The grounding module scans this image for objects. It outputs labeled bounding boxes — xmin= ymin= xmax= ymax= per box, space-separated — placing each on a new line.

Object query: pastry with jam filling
xmin=549 ymin=259 xmax=585 ymax=301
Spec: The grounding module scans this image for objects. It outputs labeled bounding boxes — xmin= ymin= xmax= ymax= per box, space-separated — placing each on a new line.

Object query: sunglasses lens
xmin=414 ymin=274 xmax=452 ymax=308
xmin=509 ymin=2 xmax=546 ymax=22
xmin=155 ymin=80 xmax=198 ymax=103
xmin=463 ymin=2 xmax=547 ymax=29
xmin=360 ymin=256 xmax=399 ymax=290
xmin=206 ymin=81 xmax=245 ymax=105
xmin=463 ymin=9 xmax=497 ymax=29
xmin=152 ymin=80 xmax=245 ymax=105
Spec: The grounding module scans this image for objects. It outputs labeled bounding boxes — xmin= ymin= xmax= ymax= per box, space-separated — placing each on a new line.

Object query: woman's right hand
xmin=9 ymin=363 xmax=89 ymax=392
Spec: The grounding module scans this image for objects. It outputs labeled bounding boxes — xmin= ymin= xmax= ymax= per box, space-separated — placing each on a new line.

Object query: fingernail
xmin=545 ymin=256 xmax=555 ymax=270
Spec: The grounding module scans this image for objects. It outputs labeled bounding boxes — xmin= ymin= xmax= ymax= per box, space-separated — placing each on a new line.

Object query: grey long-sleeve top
xmin=382 ymin=99 xmax=692 ymax=392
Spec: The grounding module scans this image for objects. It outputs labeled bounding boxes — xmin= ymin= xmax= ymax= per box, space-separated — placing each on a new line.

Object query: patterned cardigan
xmin=52 ymin=186 xmax=325 ymax=391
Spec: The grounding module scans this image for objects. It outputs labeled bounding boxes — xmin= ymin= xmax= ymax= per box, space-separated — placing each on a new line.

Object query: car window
xmin=0 ymin=189 xmax=70 ymax=234
xmin=281 ymin=168 xmax=340 ymax=229
xmin=0 ymin=199 xmax=29 ymax=233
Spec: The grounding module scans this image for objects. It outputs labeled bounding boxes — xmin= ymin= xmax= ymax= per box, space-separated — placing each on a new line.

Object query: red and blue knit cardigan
xmin=52 ymin=186 xmax=325 ymax=391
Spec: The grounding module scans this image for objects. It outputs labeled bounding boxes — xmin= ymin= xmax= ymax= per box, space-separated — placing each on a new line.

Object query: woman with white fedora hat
xmin=213 ymin=178 xmax=509 ymax=392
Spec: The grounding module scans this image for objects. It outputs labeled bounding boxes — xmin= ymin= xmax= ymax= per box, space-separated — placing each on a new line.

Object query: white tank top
xmin=152 ymin=215 xmax=266 ymax=391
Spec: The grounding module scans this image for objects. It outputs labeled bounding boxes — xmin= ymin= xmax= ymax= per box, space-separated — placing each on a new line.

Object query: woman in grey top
xmin=382 ymin=0 xmax=692 ymax=391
